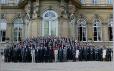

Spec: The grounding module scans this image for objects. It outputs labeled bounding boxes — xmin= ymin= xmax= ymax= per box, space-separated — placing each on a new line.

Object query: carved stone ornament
xmin=25 ymin=3 xmax=31 ymax=20
xmin=68 ymin=3 xmax=76 ymax=15
xmin=32 ymin=2 xmax=39 ymax=19
xmin=70 ymin=13 xmax=76 ymax=24
xmin=1 ymin=13 xmax=5 ymax=19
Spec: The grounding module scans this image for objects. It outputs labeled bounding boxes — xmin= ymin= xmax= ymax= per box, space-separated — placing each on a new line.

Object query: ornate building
xmin=0 ymin=0 xmax=113 ymax=49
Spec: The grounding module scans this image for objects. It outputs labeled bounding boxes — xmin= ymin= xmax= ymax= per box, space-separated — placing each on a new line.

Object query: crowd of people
xmin=3 ymin=36 xmax=113 ymax=63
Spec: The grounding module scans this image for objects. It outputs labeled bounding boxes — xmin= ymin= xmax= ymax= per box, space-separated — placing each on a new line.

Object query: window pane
xmin=108 ymin=0 xmax=112 ymax=4
xmin=83 ymin=27 xmax=86 ymax=41
xmin=14 ymin=31 xmax=17 ymax=41
xmin=18 ymin=32 xmax=22 ymax=41
xmin=45 ymin=12 xmax=55 ymax=17
xmin=93 ymin=0 xmax=98 ymax=4
xmin=44 ymin=28 xmax=49 ymax=36
xmin=2 ymin=31 xmax=6 ymax=41
xmin=94 ymin=27 xmax=98 ymax=41
xmin=78 ymin=27 xmax=82 ymax=41
xmin=98 ymin=32 xmax=101 ymax=41
xmin=94 ymin=27 xmax=97 ymax=31
xmin=44 ymin=21 xmax=49 ymax=36
xmin=109 ymin=27 xmax=113 ymax=41
xmin=80 ymin=0 xmax=84 ymax=4
xmin=44 ymin=21 xmax=49 ymax=28
xmin=83 ymin=32 xmax=86 ymax=41
xmin=0 ymin=31 xmax=6 ymax=42
xmin=51 ymin=20 xmax=56 ymax=36
xmin=0 ymin=31 xmax=1 ymax=41
xmin=94 ymin=36 xmax=97 ymax=41
xmin=14 ymin=37 xmax=17 ymax=41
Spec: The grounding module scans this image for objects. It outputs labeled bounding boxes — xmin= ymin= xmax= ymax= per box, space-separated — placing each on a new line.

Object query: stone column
xmin=31 ymin=19 xmax=38 ymax=37
xmin=62 ymin=18 xmax=69 ymax=37
xmin=24 ymin=17 xmax=30 ymax=38
xmin=28 ymin=20 xmax=33 ymax=38
xmin=24 ymin=2 xmax=31 ymax=38
xmin=33 ymin=0 xmax=40 ymax=37
xmin=59 ymin=1 xmax=69 ymax=37
xmin=58 ymin=17 xmax=61 ymax=37
xmin=102 ymin=23 xmax=108 ymax=41
xmin=37 ymin=17 xmax=42 ymax=36
xmin=88 ymin=23 xmax=93 ymax=41
xmin=69 ymin=14 xmax=76 ymax=38
xmin=6 ymin=23 xmax=12 ymax=42
xmin=68 ymin=2 xmax=76 ymax=38
xmin=24 ymin=22 xmax=28 ymax=39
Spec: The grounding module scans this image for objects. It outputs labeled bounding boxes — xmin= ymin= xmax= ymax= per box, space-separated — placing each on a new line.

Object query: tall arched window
xmin=93 ymin=19 xmax=101 ymax=41
xmin=92 ymin=0 xmax=99 ymax=4
xmin=80 ymin=0 xmax=85 ymax=4
xmin=13 ymin=18 xmax=24 ymax=42
xmin=108 ymin=18 xmax=113 ymax=41
xmin=42 ymin=10 xmax=58 ymax=36
xmin=107 ymin=0 xmax=112 ymax=4
xmin=0 ymin=18 xmax=7 ymax=42
xmin=77 ymin=18 xmax=87 ymax=41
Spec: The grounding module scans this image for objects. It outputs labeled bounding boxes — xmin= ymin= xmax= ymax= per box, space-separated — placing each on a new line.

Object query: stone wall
xmin=0 ymin=0 xmax=113 ymax=49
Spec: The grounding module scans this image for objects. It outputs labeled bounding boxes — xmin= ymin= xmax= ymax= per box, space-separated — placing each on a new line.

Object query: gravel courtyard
xmin=0 ymin=53 xmax=113 ymax=71
xmin=0 ymin=61 xmax=112 ymax=71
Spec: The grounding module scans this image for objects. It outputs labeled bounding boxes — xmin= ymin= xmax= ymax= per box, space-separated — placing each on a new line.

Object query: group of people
xmin=3 ymin=36 xmax=113 ymax=63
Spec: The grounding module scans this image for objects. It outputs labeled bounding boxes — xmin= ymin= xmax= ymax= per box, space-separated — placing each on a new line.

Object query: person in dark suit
xmin=98 ymin=47 xmax=103 ymax=61
xmin=95 ymin=48 xmax=99 ymax=61
xmin=21 ymin=46 xmax=26 ymax=62
xmin=4 ymin=48 xmax=8 ymax=62
xmin=106 ymin=48 xmax=112 ymax=61
xmin=44 ymin=47 xmax=49 ymax=62
xmin=86 ymin=46 xmax=91 ymax=61
xmin=38 ymin=47 xmax=42 ymax=62
xmin=50 ymin=47 xmax=55 ymax=62
xmin=78 ymin=46 xmax=83 ymax=61
xmin=66 ymin=47 xmax=70 ymax=60
xmin=58 ymin=47 xmax=63 ymax=62
xmin=35 ymin=47 xmax=39 ymax=63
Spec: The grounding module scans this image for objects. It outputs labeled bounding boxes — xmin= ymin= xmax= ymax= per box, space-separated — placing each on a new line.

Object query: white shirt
xmin=76 ymin=50 xmax=79 ymax=58
xmin=103 ymin=49 xmax=106 ymax=58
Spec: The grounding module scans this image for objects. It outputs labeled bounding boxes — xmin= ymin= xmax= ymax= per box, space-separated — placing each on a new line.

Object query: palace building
xmin=0 ymin=0 xmax=113 ymax=49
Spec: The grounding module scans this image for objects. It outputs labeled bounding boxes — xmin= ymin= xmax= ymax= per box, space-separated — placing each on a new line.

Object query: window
xmin=108 ymin=18 xmax=113 ymax=41
xmin=80 ymin=0 xmax=84 ymax=4
xmin=0 ymin=19 xmax=7 ymax=42
xmin=93 ymin=19 xmax=101 ymax=41
xmin=0 ymin=0 xmax=7 ymax=4
xmin=92 ymin=0 xmax=98 ymax=4
xmin=0 ymin=0 xmax=20 ymax=4
xmin=13 ymin=18 xmax=23 ymax=42
xmin=42 ymin=10 xmax=58 ymax=36
xmin=77 ymin=18 xmax=87 ymax=41
xmin=107 ymin=0 xmax=112 ymax=4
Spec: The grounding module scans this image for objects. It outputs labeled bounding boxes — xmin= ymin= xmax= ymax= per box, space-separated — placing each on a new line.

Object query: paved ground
xmin=0 ymin=55 xmax=113 ymax=71
xmin=0 ymin=61 xmax=113 ymax=71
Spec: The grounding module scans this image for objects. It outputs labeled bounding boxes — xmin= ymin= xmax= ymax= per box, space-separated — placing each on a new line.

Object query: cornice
xmin=0 ymin=0 xmax=113 ymax=10
xmin=71 ymin=0 xmax=81 ymax=8
xmin=81 ymin=4 xmax=113 ymax=9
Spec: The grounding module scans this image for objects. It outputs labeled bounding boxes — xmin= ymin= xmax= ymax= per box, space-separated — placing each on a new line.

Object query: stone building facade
xmin=0 ymin=0 xmax=113 ymax=49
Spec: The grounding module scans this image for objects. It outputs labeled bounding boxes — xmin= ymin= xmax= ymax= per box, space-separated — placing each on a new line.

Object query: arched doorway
xmin=42 ymin=10 xmax=58 ymax=36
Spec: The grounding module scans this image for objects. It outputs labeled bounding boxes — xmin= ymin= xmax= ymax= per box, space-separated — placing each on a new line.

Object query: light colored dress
xmin=103 ymin=49 xmax=106 ymax=59
xmin=76 ymin=50 xmax=79 ymax=58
